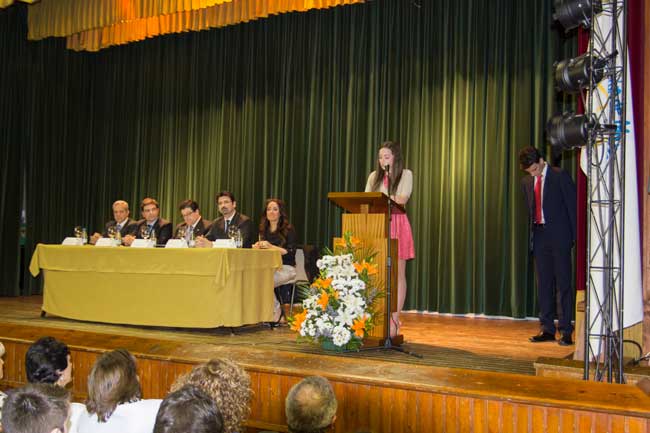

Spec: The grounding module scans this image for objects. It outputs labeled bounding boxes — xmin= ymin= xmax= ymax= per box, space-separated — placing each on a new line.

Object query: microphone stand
xmin=361 ymin=165 xmax=422 ymax=358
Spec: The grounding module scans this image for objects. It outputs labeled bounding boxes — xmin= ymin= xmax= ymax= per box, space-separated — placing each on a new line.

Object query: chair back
xmin=295 ymin=248 xmax=309 ymax=282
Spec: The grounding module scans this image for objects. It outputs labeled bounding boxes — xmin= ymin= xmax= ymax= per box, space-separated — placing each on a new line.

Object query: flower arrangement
xmin=289 ymin=232 xmax=382 ymax=351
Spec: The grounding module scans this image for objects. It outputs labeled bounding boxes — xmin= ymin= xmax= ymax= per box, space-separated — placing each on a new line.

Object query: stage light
xmin=546 ymin=112 xmax=593 ymax=149
xmin=553 ymin=54 xmax=606 ymax=93
xmin=553 ymin=0 xmax=602 ymax=31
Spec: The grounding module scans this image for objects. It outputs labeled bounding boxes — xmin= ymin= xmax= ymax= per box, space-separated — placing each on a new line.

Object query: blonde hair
xmin=171 ymin=358 xmax=251 ymax=433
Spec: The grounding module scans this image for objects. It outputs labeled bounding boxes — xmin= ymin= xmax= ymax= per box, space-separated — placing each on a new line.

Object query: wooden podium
xmin=328 ymin=192 xmax=403 ymax=345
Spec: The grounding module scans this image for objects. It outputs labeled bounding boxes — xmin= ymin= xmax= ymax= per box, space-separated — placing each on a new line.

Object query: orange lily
xmin=311 ymin=277 xmax=333 ymax=289
xmin=290 ymin=309 xmax=308 ymax=332
xmin=350 ymin=236 xmax=361 ymax=247
xmin=318 ymin=292 xmax=330 ymax=309
xmin=351 ymin=316 xmax=367 ymax=337
xmin=353 ymin=260 xmax=378 ymax=276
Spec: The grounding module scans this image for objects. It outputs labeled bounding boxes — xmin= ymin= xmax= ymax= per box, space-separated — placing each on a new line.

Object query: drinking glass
xmin=227 ymin=224 xmax=239 ymax=240
xmin=74 ymin=226 xmax=83 ymax=238
xmin=107 ymin=226 xmax=117 ymax=239
xmin=140 ymin=225 xmax=150 ymax=240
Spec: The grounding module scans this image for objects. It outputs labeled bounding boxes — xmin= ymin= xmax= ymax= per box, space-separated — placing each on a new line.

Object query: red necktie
xmin=534 ymin=175 xmax=542 ymax=224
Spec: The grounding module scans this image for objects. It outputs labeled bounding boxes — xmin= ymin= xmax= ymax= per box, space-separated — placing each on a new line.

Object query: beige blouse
xmin=365 ymin=169 xmax=413 ymax=203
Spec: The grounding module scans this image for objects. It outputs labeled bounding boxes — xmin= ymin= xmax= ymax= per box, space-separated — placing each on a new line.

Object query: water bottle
xmin=82 ymin=227 xmax=88 ymax=244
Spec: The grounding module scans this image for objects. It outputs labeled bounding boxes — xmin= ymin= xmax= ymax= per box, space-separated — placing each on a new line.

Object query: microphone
xmin=384 ymin=164 xmax=390 ymax=172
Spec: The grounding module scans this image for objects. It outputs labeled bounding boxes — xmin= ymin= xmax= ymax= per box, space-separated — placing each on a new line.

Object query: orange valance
xmin=0 ymin=0 xmax=37 ymax=9
xmin=26 ymin=0 xmax=365 ymax=52
xmin=27 ymin=0 xmax=235 ymax=39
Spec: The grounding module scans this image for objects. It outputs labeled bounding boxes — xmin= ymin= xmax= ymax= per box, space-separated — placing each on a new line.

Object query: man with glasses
xmin=174 ymin=200 xmax=212 ymax=241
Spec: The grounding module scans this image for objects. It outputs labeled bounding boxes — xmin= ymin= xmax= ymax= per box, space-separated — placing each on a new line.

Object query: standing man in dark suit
xmin=196 ymin=191 xmax=254 ymax=248
xmin=174 ymin=199 xmax=212 ymax=240
xmin=123 ymin=197 xmax=173 ymax=246
xmin=519 ymin=146 xmax=577 ymax=346
xmin=89 ymin=200 xmax=138 ymax=244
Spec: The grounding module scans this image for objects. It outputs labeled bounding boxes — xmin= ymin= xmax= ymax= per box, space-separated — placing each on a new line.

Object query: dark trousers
xmin=533 ymin=225 xmax=574 ymax=335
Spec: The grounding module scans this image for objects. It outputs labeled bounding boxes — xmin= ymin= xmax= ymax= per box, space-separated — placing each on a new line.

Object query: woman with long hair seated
xmin=77 ymin=349 xmax=162 ymax=433
xmin=252 ymin=198 xmax=298 ymax=321
xmin=170 ymin=358 xmax=251 ymax=433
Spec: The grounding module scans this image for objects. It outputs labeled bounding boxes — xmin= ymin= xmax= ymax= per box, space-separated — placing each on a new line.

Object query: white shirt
xmin=0 ymin=390 xmax=6 ymax=424
xmin=67 ymin=402 xmax=87 ymax=433
xmin=76 ymin=399 xmax=162 ymax=433
xmin=537 ymin=163 xmax=548 ymax=223
xmin=115 ymin=218 xmax=129 ymax=230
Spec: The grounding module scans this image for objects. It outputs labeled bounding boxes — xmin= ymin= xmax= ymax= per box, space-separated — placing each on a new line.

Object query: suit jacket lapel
xmin=543 ymin=168 xmax=553 ymax=210
xmin=525 ymin=176 xmax=535 ymax=218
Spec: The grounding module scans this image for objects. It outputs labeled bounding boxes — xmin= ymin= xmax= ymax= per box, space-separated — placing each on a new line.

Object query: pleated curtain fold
xmin=25 ymin=0 xmax=364 ymax=51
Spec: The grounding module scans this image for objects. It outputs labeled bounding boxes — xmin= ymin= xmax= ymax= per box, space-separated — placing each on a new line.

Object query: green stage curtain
xmin=0 ymin=6 xmax=23 ymax=296
xmin=1 ymin=0 xmax=576 ymax=317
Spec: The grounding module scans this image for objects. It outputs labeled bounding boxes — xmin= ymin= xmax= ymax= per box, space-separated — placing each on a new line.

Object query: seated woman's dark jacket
xmin=262 ymin=225 xmax=297 ymax=266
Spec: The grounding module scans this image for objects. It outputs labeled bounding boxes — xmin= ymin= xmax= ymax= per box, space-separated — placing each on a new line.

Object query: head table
xmin=29 ymin=244 xmax=282 ymax=328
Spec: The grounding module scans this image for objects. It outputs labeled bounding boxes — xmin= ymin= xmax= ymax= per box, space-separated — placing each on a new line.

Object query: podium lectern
xmin=328 ymin=192 xmax=403 ymax=345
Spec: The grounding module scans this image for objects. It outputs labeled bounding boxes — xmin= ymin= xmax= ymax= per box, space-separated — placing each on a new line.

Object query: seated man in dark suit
xmin=89 ymin=200 xmax=138 ymax=244
xmin=196 ymin=191 xmax=254 ymax=248
xmin=174 ymin=199 xmax=212 ymax=241
xmin=123 ymin=197 xmax=173 ymax=246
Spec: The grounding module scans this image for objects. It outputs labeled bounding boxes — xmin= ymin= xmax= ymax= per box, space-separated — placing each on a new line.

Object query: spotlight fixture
xmin=553 ymin=0 xmax=602 ymax=31
xmin=553 ymin=54 xmax=606 ymax=93
xmin=546 ymin=112 xmax=594 ymax=149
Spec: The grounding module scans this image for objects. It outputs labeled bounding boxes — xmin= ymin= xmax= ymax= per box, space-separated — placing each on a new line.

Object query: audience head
xmin=140 ymin=197 xmax=160 ymax=223
xmin=154 ymin=385 xmax=224 ymax=433
xmin=518 ymin=146 xmax=545 ymax=174
xmin=171 ymin=358 xmax=251 ymax=433
xmin=259 ymin=198 xmax=290 ymax=236
xmin=285 ymin=376 xmax=337 ymax=433
xmin=0 ymin=341 xmax=5 ymax=380
xmin=112 ymin=200 xmax=130 ymax=223
xmin=2 ymin=383 xmax=70 ymax=433
xmin=25 ymin=337 xmax=72 ymax=387
xmin=216 ymin=191 xmax=237 ymax=219
xmin=85 ymin=349 xmax=142 ymax=423
xmin=179 ymin=199 xmax=201 ymax=226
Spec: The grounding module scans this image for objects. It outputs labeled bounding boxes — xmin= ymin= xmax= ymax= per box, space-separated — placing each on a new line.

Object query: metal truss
xmin=583 ymin=0 xmax=628 ymax=383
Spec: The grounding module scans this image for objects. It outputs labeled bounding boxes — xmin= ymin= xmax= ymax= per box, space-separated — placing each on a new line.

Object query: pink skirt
xmin=391 ymin=213 xmax=415 ymax=260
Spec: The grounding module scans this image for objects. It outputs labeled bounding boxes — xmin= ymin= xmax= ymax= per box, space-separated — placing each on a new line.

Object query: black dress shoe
xmin=529 ymin=331 xmax=556 ymax=343
xmin=558 ymin=333 xmax=574 ymax=346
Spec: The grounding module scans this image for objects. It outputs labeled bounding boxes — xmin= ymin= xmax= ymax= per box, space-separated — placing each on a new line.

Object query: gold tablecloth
xmin=29 ymin=244 xmax=282 ymax=328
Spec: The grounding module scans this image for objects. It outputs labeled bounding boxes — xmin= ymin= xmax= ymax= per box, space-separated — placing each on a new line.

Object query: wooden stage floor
xmin=0 ymin=296 xmax=574 ymax=376
xmin=4 ymin=296 xmax=650 ymax=433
